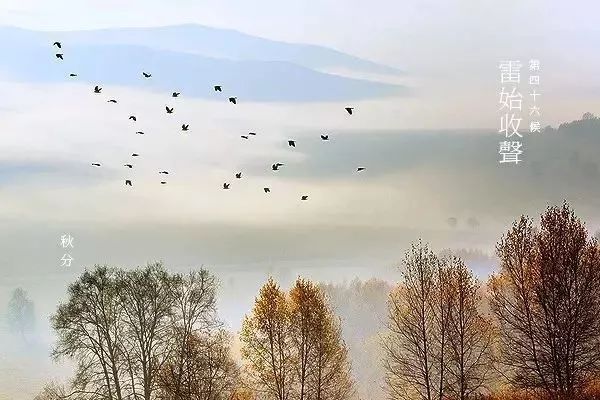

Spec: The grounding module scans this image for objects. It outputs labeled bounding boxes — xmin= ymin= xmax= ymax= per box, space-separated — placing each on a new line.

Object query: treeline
xmin=37 ymin=203 xmax=600 ymax=400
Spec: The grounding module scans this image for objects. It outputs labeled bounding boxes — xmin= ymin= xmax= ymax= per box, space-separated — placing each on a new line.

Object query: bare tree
xmin=7 ymin=287 xmax=35 ymax=340
xmin=51 ymin=266 xmax=127 ymax=400
xmin=50 ymin=264 xmax=222 ymax=400
xmin=384 ymin=242 xmax=494 ymax=400
xmin=489 ymin=203 xmax=600 ymax=399
xmin=116 ymin=263 xmax=175 ymax=400
xmin=158 ymin=329 xmax=239 ymax=400
xmin=444 ymin=257 xmax=494 ymax=400
xmin=383 ymin=241 xmax=442 ymax=400
xmin=160 ymin=270 xmax=220 ymax=399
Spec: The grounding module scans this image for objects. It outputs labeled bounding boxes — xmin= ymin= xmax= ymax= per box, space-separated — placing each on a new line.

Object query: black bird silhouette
xmin=129 ymin=115 xmax=136 ymax=121
xmin=321 ymin=134 xmax=329 ymax=140
xmin=142 ymin=72 xmax=151 ymax=78
xmin=159 ymin=171 xmax=169 ymax=175
xmin=94 ymin=85 xmax=102 ymax=93
xmin=272 ymin=163 xmax=284 ymax=171
xmin=132 ymin=153 xmax=139 ymax=157
xmin=345 ymin=107 xmax=354 ymax=115
xmin=172 ymin=92 xmax=180 ymax=97
xmin=241 ymin=135 xmax=249 ymax=140
xmin=214 ymin=85 xmax=222 ymax=92
xmin=288 ymin=140 xmax=296 ymax=147
xmin=223 ymin=183 xmax=230 ymax=189
xmin=125 ymin=180 xmax=132 ymax=186
xmin=69 ymin=73 xmax=77 ymax=77
xmin=166 ymin=106 xmax=174 ymax=114
xmin=107 ymin=99 xmax=117 ymax=103
xmin=357 ymin=167 xmax=366 ymax=172
xmin=181 ymin=124 xmax=189 ymax=131
xmin=53 ymin=41 xmax=62 ymax=48
xmin=91 ymin=163 xmax=101 ymax=167
xmin=228 ymin=97 xmax=237 ymax=104
xmin=55 ymin=53 xmax=63 ymax=60
xmin=264 ymin=187 xmax=270 ymax=193
xmin=160 ymin=181 xmax=167 ymax=184
xmin=235 ymin=172 xmax=242 ymax=179
xmin=135 ymin=131 xmax=144 ymax=135
xmin=248 ymin=132 xmax=257 ymax=136
xmin=124 ymin=164 xmax=133 ymax=168
xmin=301 ymin=195 xmax=309 ymax=201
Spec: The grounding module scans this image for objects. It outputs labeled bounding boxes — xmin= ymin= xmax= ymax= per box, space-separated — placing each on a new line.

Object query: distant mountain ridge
xmin=0 ymin=25 xmax=406 ymax=102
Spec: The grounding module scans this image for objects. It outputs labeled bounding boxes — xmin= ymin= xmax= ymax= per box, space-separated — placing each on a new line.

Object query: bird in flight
xmin=272 ymin=163 xmax=284 ymax=171
xmin=160 ymin=181 xmax=167 ymax=185
xmin=214 ymin=85 xmax=222 ymax=92
xmin=94 ymin=86 xmax=102 ymax=94
xmin=345 ymin=107 xmax=354 ymax=115
xmin=264 ymin=187 xmax=270 ymax=193
xmin=53 ymin=41 xmax=62 ymax=48
xmin=181 ymin=124 xmax=189 ymax=131
xmin=107 ymin=99 xmax=117 ymax=103
xmin=55 ymin=53 xmax=64 ymax=60
xmin=159 ymin=171 xmax=169 ymax=175
xmin=172 ymin=92 xmax=180 ymax=97
xmin=166 ymin=106 xmax=174 ymax=114
xmin=228 ymin=97 xmax=237 ymax=104
xmin=288 ymin=140 xmax=296 ymax=147
xmin=235 ymin=172 xmax=242 ymax=179
xmin=321 ymin=134 xmax=329 ymax=141
xmin=69 ymin=73 xmax=77 ymax=77
xmin=142 ymin=72 xmax=152 ymax=78
xmin=357 ymin=167 xmax=366 ymax=172
xmin=91 ymin=163 xmax=101 ymax=167
xmin=129 ymin=115 xmax=137 ymax=121
xmin=124 ymin=164 xmax=133 ymax=168
xmin=248 ymin=132 xmax=257 ymax=136
xmin=241 ymin=135 xmax=249 ymax=140
xmin=135 ymin=131 xmax=144 ymax=135
xmin=125 ymin=180 xmax=133 ymax=186
xmin=223 ymin=183 xmax=230 ymax=190
xmin=301 ymin=195 xmax=309 ymax=201
xmin=132 ymin=153 xmax=139 ymax=157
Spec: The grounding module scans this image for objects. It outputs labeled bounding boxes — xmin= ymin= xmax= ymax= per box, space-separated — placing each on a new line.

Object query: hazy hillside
xmin=0 ymin=25 xmax=406 ymax=102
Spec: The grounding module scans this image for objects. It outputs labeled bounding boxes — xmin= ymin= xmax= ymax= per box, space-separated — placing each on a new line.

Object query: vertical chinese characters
xmin=60 ymin=234 xmax=74 ymax=267
xmin=498 ymin=60 xmax=523 ymax=164
xmin=529 ymin=59 xmax=541 ymax=133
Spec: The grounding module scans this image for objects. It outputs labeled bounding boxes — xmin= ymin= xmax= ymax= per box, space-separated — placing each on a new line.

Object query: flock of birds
xmin=53 ymin=41 xmax=365 ymax=201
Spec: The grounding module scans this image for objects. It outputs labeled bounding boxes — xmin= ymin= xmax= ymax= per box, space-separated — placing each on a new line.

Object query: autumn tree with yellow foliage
xmin=240 ymin=277 xmax=354 ymax=400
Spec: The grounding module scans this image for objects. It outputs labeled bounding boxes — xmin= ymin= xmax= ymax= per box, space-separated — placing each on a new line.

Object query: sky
xmin=1 ymin=1 xmax=600 ymax=398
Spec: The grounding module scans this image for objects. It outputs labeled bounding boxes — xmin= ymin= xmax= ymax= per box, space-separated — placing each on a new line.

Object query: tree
xmin=289 ymin=278 xmax=354 ymax=400
xmin=582 ymin=112 xmax=597 ymax=120
xmin=7 ymin=287 xmax=35 ymax=339
xmin=158 ymin=329 xmax=239 ymax=400
xmin=116 ymin=264 xmax=175 ymax=400
xmin=489 ymin=203 xmax=600 ymax=399
xmin=444 ymin=257 xmax=495 ymax=400
xmin=51 ymin=266 xmax=128 ymax=400
xmin=162 ymin=270 xmax=220 ymax=399
xmin=384 ymin=242 xmax=494 ymax=400
xmin=240 ymin=278 xmax=295 ymax=400
xmin=384 ymin=241 xmax=443 ymax=400
xmin=240 ymin=277 xmax=354 ymax=400
xmin=51 ymin=263 xmax=223 ymax=400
